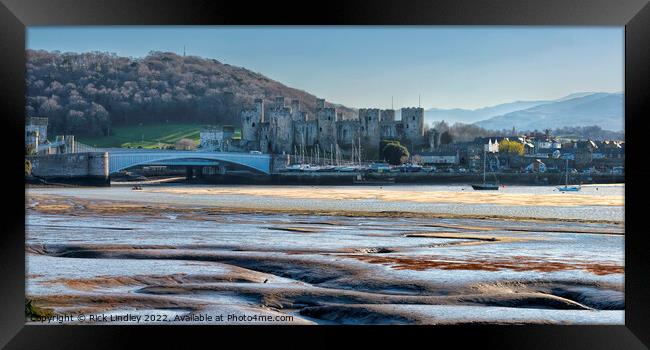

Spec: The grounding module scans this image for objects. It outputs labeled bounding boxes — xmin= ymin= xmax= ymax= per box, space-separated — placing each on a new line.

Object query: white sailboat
xmin=557 ymin=157 xmax=581 ymax=192
xmin=472 ymin=140 xmax=499 ymax=190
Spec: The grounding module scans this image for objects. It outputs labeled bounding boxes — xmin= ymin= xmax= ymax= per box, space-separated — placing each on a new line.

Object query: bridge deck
xmin=107 ymin=149 xmax=272 ymax=174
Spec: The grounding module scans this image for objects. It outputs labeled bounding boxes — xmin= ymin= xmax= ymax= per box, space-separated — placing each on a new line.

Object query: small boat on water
xmin=472 ymin=183 xmax=499 ymax=190
xmin=557 ymin=185 xmax=581 ymax=192
xmin=472 ymin=147 xmax=499 ymax=191
xmin=557 ymin=157 xmax=581 ymax=192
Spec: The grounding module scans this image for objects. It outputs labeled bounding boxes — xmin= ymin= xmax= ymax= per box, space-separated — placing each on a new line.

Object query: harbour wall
xmin=27 ymin=152 xmax=110 ymax=186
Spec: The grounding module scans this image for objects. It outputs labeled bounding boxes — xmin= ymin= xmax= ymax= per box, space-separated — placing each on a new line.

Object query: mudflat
xmin=25 ymin=185 xmax=624 ymax=325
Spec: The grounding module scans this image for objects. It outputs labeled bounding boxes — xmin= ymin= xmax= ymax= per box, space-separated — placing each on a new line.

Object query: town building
xmin=417 ymin=150 xmax=460 ymax=165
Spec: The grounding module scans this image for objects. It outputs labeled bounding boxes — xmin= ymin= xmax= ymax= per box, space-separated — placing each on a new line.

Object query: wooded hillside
xmin=26 ymin=50 xmax=355 ymax=136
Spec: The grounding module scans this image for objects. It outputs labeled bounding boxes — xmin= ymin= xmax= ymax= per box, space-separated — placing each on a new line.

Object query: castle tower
xmin=268 ymin=96 xmax=293 ymax=154
xmin=25 ymin=130 xmax=39 ymax=153
xmin=401 ymin=107 xmax=425 ymax=146
xmin=64 ymin=135 xmax=76 ymax=153
xmin=380 ymin=109 xmax=395 ymax=123
xmin=274 ymin=96 xmax=285 ymax=109
xmin=428 ymin=128 xmax=440 ymax=151
xmin=25 ymin=116 xmax=48 ymax=149
xmin=379 ymin=109 xmax=398 ymax=140
xmin=290 ymin=99 xmax=305 ymax=121
xmin=359 ymin=108 xmax=381 ymax=150
xmin=241 ymin=99 xmax=264 ymax=147
xmin=315 ymin=99 xmax=337 ymax=151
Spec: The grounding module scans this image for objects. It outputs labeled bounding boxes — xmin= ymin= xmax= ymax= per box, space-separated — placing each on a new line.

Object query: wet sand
xmin=25 ymin=186 xmax=625 ymax=325
xmin=146 ymin=186 xmax=624 ymax=207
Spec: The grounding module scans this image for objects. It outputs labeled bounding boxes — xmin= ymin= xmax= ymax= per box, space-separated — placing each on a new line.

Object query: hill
xmin=424 ymin=100 xmax=549 ymax=125
xmin=26 ymin=50 xmax=356 ymax=137
xmin=474 ymin=92 xmax=624 ymax=132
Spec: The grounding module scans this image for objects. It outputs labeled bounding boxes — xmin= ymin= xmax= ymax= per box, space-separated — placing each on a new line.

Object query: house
xmin=525 ymin=159 xmax=547 ymax=173
xmin=573 ymin=140 xmax=598 ymax=166
xmin=417 ymin=150 xmax=460 ymax=165
xmin=596 ymin=140 xmax=624 ymax=159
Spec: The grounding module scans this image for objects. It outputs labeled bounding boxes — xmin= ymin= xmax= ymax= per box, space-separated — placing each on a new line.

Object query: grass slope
xmin=77 ymin=123 xmax=204 ymax=149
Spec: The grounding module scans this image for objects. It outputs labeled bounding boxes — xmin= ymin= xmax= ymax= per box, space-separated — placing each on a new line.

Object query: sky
xmin=27 ymin=26 xmax=624 ymax=110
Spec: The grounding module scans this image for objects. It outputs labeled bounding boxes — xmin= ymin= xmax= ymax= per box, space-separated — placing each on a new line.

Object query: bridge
xmin=106 ymin=149 xmax=273 ymax=175
xmin=37 ymin=140 xmax=275 ymax=175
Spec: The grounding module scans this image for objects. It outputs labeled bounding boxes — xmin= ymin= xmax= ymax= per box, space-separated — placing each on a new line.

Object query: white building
xmin=199 ymin=126 xmax=224 ymax=151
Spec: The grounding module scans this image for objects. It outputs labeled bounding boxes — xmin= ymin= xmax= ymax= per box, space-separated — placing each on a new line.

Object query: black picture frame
xmin=1 ymin=0 xmax=648 ymax=348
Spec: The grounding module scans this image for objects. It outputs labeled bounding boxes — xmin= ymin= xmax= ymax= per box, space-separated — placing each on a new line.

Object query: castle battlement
xmin=240 ymin=97 xmax=428 ymax=156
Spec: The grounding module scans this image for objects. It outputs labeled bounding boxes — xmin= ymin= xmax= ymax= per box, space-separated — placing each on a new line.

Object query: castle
xmin=25 ymin=116 xmax=49 ymax=151
xmin=240 ymin=97 xmax=440 ymax=158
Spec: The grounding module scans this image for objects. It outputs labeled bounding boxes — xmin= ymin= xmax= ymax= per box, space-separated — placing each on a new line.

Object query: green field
xmin=77 ymin=123 xmax=241 ymax=149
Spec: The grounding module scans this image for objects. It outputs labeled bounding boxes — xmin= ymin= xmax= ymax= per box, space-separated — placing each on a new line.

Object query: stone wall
xmin=199 ymin=127 xmax=224 ymax=151
xmin=28 ymin=152 xmax=110 ymax=186
xmin=337 ymin=120 xmax=361 ymax=146
xmin=293 ymin=120 xmax=318 ymax=148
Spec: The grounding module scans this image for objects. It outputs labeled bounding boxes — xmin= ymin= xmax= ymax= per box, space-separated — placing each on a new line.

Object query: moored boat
xmin=557 ymin=185 xmax=581 ymax=192
xmin=472 ymin=147 xmax=499 ymax=191
xmin=471 ymin=183 xmax=499 ymax=190
xmin=557 ymin=157 xmax=581 ymax=192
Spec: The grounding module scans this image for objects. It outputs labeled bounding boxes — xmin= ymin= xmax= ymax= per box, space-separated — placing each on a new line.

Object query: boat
xmin=471 ymin=147 xmax=499 ymax=191
xmin=280 ymin=164 xmax=303 ymax=172
xmin=335 ymin=166 xmax=356 ymax=172
xmin=302 ymin=165 xmax=321 ymax=172
xmin=557 ymin=157 xmax=581 ymax=192
xmin=316 ymin=165 xmax=337 ymax=172
xmin=472 ymin=183 xmax=500 ymax=190
xmin=557 ymin=186 xmax=581 ymax=192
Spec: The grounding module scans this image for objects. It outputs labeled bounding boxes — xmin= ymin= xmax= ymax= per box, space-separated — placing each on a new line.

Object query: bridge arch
xmin=108 ymin=150 xmax=272 ymax=175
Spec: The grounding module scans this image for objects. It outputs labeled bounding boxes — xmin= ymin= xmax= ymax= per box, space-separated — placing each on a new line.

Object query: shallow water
xmin=25 ymin=184 xmax=625 ymax=325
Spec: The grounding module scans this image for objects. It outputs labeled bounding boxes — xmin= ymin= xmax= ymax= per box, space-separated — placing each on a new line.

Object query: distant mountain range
xmin=473 ymin=92 xmax=623 ymax=132
xmin=424 ymin=100 xmax=547 ymax=125
xmin=424 ymin=92 xmax=623 ymax=132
